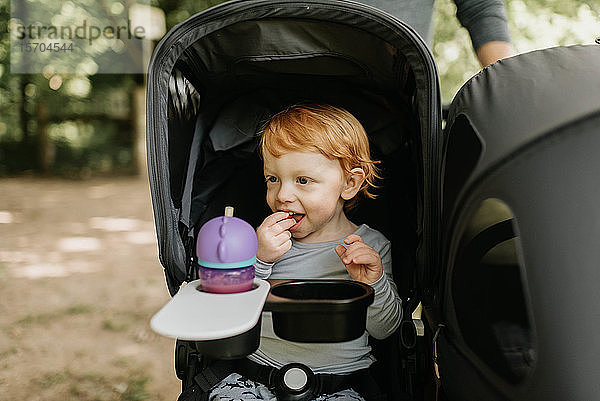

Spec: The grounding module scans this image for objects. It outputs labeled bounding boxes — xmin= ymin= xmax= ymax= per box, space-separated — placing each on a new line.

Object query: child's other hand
xmin=256 ymin=211 xmax=295 ymax=263
xmin=335 ymin=234 xmax=383 ymax=284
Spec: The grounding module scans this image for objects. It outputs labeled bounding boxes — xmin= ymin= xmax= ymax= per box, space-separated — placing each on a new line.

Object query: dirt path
xmin=0 ymin=177 xmax=181 ymax=400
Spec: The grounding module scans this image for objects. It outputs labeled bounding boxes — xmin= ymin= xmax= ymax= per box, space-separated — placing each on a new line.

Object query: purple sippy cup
xmin=196 ymin=206 xmax=258 ymax=293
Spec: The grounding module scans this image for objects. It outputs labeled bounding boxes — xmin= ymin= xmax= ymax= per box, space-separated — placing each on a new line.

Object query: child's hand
xmin=335 ymin=234 xmax=383 ymax=284
xmin=256 ymin=211 xmax=295 ymax=263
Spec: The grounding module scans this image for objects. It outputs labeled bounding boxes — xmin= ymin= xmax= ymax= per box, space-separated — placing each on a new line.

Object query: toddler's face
xmin=263 ymin=151 xmax=348 ymax=243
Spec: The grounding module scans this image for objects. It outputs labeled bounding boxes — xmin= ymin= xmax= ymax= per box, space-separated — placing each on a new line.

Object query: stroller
xmin=145 ymin=0 xmax=600 ymax=399
xmin=436 ymin=45 xmax=600 ymax=400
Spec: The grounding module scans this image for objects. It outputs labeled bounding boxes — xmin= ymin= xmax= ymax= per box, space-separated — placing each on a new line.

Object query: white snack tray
xmin=150 ymin=278 xmax=270 ymax=340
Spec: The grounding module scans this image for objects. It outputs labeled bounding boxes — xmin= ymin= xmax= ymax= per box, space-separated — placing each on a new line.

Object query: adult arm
xmin=476 ymin=41 xmax=515 ymax=66
xmin=454 ymin=0 xmax=515 ymax=66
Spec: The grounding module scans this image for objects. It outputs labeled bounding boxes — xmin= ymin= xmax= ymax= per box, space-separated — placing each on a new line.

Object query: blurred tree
xmin=1 ymin=0 xmax=150 ymax=176
xmin=1 ymin=0 xmax=598 ymax=176
xmin=150 ymin=0 xmax=226 ymax=30
xmin=0 ymin=0 xmax=34 ymax=173
xmin=0 ymin=0 xmax=228 ymax=176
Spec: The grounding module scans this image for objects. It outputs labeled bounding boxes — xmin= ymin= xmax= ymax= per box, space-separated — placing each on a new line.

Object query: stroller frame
xmin=146 ymin=0 xmax=443 ymax=399
xmin=147 ymin=0 xmax=600 ymax=400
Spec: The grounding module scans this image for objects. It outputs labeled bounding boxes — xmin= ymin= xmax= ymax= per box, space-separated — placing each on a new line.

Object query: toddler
xmin=210 ymin=104 xmax=402 ymax=401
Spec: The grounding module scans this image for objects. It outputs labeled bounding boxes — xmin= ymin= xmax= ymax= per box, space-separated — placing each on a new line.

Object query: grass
xmin=31 ymin=368 xmax=152 ymax=401
xmin=34 ymin=371 xmax=69 ymax=388
xmin=0 ymin=346 xmax=19 ymax=359
xmin=17 ymin=304 xmax=95 ymax=326
xmin=102 ymin=318 xmax=130 ymax=332
xmin=120 ymin=376 xmax=150 ymax=401
xmin=68 ymin=371 xmax=151 ymax=401
xmin=102 ymin=310 xmax=147 ymax=332
xmin=16 ymin=304 xmax=150 ymax=334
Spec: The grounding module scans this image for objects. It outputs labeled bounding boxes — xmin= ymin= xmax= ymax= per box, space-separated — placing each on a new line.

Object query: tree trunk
xmin=37 ymin=101 xmax=53 ymax=173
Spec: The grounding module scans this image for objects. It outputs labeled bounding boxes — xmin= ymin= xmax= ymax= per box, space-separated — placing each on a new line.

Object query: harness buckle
xmin=272 ymin=363 xmax=317 ymax=401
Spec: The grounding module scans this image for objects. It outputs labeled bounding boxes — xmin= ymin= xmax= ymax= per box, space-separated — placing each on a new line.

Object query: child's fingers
xmin=273 ymin=230 xmax=292 ymax=246
xmin=337 ymin=241 xmax=373 ymax=264
xmin=346 ymin=252 xmax=378 ymax=266
xmin=275 ymin=218 xmax=295 ymax=232
xmin=263 ymin=211 xmax=292 ymax=227
xmin=341 ymin=248 xmax=374 ymax=265
xmin=334 ymin=244 xmax=346 ymax=259
xmin=335 ymin=244 xmax=358 ymax=267
xmin=343 ymin=240 xmax=370 ymax=255
xmin=344 ymin=234 xmax=364 ymax=245
xmin=342 ymin=240 xmax=379 ymax=260
xmin=277 ymin=238 xmax=292 ymax=253
xmin=258 ymin=212 xmax=290 ymax=237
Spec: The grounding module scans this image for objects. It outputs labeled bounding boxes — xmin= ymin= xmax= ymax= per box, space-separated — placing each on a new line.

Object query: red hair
xmin=259 ymin=104 xmax=381 ymax=210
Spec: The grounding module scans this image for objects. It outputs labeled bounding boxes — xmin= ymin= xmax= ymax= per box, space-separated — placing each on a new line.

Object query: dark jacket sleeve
xmin=454 ymin=0 xmax=512 ymax=50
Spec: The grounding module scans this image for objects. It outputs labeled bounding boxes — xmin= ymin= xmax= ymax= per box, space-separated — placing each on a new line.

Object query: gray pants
xmin=209 ymin=373 xmax=365 ymax=401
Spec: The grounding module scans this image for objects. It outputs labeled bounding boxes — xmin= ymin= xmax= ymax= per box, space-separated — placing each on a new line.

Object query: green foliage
xmin=0 ymin=0 xmax=139 ymax=175
xmin=523 ymin=0 xmax=600 ymax=17
xmin=433 ymin=0 xmax=481 ymax=105
xmin=433 ymin=0 xmax=600 ymax=104
xmin=0 ymin=0 xmax=229 ymax=176
xmin=0 ymin=1 xmax=20 ymax=140
xmin=151 ymin=0 xmax=229 ymax=30
xmin=1 ymin=0 xmax=598 ymax=175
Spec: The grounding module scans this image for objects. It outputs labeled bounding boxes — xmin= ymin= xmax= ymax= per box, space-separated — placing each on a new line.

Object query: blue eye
xmin=265 ymin=176 xmax=278 ymax=183
xmin=297 ymin=177 xmax=309 ymax=184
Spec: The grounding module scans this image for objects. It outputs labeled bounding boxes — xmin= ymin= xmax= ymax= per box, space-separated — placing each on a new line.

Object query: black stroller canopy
xmin=439 ymin=45 xmax=600 ymax=400
xmin=146 ymin=0 xmax=442 ymax=295
xmin=443 ymin=45 xmax=600 ymax=221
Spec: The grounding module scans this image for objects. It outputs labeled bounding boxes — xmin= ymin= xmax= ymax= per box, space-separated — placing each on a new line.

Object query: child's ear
xmin=341 ymin=167 xmax=366 ymax=200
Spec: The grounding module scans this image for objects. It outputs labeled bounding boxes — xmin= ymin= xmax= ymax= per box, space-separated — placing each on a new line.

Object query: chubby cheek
xmin=265 ymin=190 xmax=277 ymax=212
xmin=305 ymin=195 xmax=339 ymax=219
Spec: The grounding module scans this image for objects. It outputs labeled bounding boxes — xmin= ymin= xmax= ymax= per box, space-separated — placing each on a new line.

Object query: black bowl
xmin=265 ymin=280 xmax=374 ymax=342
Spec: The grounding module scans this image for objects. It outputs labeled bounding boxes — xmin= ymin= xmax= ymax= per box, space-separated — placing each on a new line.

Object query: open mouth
xmin=289 ymin=213 xmax=303 ymax=222
xmin=283 ymin=211 xmax=305 ymax=230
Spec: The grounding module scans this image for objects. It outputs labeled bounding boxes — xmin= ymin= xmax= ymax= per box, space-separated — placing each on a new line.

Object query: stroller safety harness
xmin=181 ymin=358 xmax=387 ymax=401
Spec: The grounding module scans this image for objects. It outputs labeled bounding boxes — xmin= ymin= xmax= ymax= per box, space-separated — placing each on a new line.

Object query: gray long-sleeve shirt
xmin=358 ymin=0 xmax=511 ymax=50
xmin=248 ymin=224 xmax=402 ymax=374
